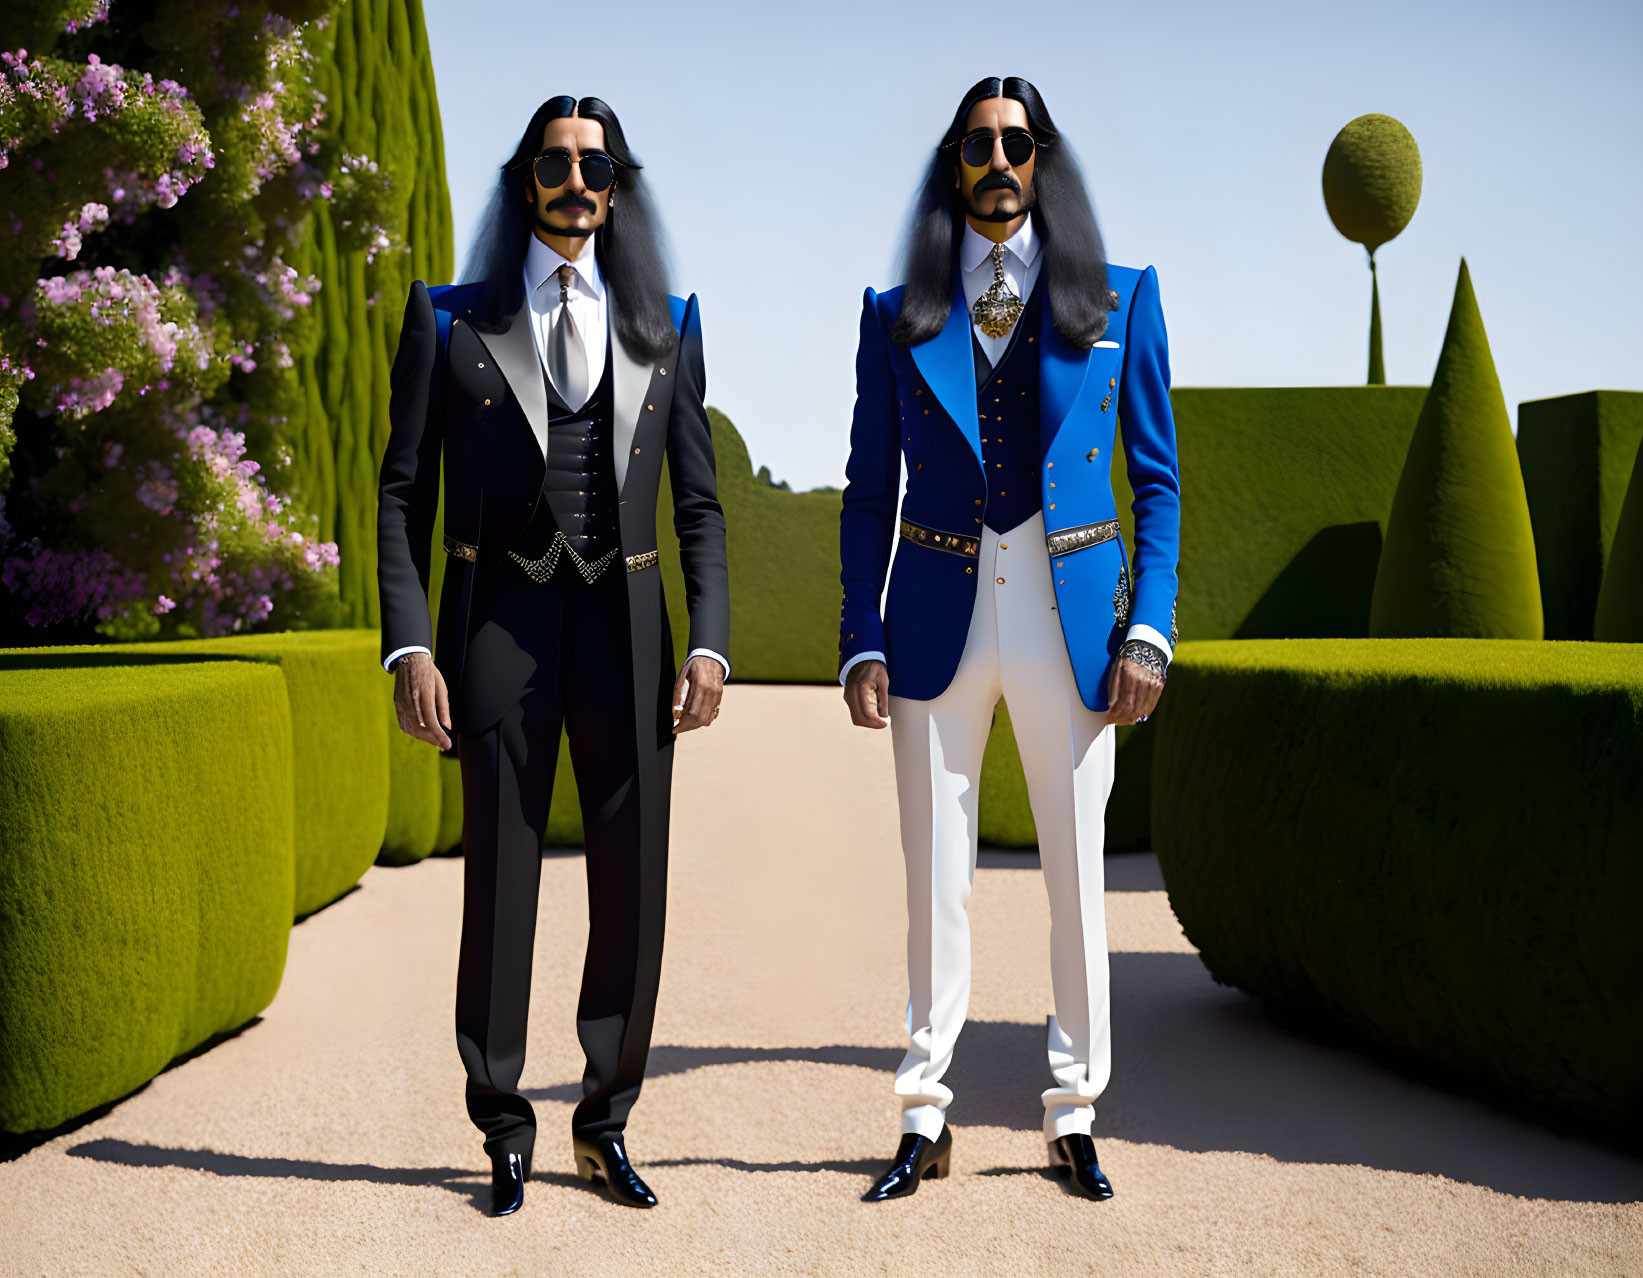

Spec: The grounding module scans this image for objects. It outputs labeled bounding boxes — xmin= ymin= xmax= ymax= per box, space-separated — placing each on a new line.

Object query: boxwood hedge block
xmin=380 ymin=692 xmax=441 ymax=866
xmin=1153 ymin=638 xmax=1643 ymax=1136
xmin=1594 ymin=439 xmax=1643 ymax=642
xmin=89 ymin=631 xmax=388 ymax=917
xmin=1518 ymin=391 xmax=1643 ymax=639
xmin=659 ymin=408 xmax=844 ymax=682
xmin=436 ymin=754 xmax=464 ymax=853
xmin=0 ymin=658 xmax=294 ymax=1133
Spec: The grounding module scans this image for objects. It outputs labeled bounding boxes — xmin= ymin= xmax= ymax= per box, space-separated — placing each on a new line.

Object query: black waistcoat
xmin=514 ymin=332 xmax=618 ymax=563
xmin=974 ymin=281 xmax=1045 ymax=535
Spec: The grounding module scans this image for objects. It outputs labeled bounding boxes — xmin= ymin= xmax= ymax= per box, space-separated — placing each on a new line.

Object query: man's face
xmin=955 ymin=96 xmax=1036 ymax=223
xmin=526 ymin=115 xmax=612 ymax=238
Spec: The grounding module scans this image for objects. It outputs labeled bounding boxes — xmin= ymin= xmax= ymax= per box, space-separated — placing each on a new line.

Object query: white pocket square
xmin=1093 ymin=340 xmax=1121 ymax=348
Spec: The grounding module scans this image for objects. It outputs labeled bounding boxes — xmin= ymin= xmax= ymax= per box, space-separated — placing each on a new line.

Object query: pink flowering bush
xmin=0 ymin=0 xmax=390 ymax=643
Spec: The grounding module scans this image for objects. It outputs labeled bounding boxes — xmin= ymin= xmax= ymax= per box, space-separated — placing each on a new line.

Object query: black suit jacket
xmin=376 ymin=277 xmax=730 ymax=745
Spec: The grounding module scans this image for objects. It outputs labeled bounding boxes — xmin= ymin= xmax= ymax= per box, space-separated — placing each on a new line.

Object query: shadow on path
xmin=526 ymin=956 xmax=1643 ymax=1203
xmin=53 ymin=956 xmax=1643 ymax=1206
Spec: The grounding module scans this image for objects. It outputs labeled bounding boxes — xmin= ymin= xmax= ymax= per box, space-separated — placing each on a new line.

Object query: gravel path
xmin=3 ymin=686 xmax=1638 ymax=1276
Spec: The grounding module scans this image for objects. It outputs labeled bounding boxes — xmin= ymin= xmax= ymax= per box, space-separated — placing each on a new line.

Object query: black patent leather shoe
xmin=862 ymin=1126 xmax=952 ymax=1201
xmin=572 ymin=1133 xmax=658 ymax=1207
xmin=489 ymin=1150 xmax=530 ymax=1216
xmin=1050 ymin=1134 xmax=1114 ymax=1200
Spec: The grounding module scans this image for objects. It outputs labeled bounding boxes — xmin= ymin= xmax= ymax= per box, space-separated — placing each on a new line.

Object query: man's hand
xmin=1106 ymin=650 xmax=1165 ymax=727
xmin=844 ymin=659 xmax=890 ymax=729
xmin=672 ymin=655 xmax=725 ymax=734
xmin=393 ymin=652 xmax=452 ymax=751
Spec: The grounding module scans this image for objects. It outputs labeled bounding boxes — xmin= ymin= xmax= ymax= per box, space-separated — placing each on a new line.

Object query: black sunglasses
xmin=530 ymin=146 xmax=619 ymax=193
xmin=956 ymin=127 xmax=1036 ymax=169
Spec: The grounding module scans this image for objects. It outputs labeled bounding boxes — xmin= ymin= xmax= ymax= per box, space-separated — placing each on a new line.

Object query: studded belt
xmin=899 ymin=517 xmax=980 ymax=558
xmin=1045 ymin=519 xmax=1122 ymax=558
xmin=444 ymin=532 xmax=657 ymax=579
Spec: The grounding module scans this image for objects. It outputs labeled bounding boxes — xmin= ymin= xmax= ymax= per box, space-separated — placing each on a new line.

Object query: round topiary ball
xmin=1323 ymin=114 xmax=1423 ymax=254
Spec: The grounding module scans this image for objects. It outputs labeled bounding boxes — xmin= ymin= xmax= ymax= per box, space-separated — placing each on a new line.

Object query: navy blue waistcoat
xmin=975 ymin=283 xmax=1045 ymax=534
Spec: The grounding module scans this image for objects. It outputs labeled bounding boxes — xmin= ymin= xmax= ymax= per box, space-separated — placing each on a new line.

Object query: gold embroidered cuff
xmin=625 ymin=549 xmax=659 ymax=573
xmin=442 ymin=533 xmax=478 ymax=562
xmin=899 ymin=517 xmax=980 ymax=558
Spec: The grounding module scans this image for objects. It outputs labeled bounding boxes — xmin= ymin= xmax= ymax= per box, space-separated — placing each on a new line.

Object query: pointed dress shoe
xmin=572 ymin=1132 xmax=658 ymax=1207
xmin=490 ymin=1150 xmax=530 ymax=1216
xmin=863 ymin=1125 xmax=953 ymax=1201
xmin=1050 ymin=1133 xmax=1114 ymax=1200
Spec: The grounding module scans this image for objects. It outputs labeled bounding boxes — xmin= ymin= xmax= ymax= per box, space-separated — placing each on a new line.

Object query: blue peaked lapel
xmin=909 ymin=276 xmax=982 ymax=468
xmin=1038 ymin=284 xmax=1095 ymax=463
xmin=907 ymin=269 xmax=1095 ymax=470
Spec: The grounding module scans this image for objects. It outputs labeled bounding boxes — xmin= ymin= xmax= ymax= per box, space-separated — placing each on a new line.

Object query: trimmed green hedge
xmin=0 ymin=658 xmax=294 ymax=1133
xmin=28 ymin=631 xmax=392 ymax=915
xmin=380 ymin=700 xmax=442 ymax=866
xmin=1152 ymin=638 xmax=1643 ymax=1137
xmin=1518 ymin=391 xmax=1643 ymax=639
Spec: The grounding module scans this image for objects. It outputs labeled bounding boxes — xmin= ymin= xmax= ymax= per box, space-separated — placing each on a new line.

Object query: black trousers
xmin=454 ymin=555 xmax=672 ymax=1162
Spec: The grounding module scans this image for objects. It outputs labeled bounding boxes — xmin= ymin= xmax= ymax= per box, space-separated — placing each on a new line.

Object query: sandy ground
xmin=2 ymin=685 xmax=1640 ymax=1277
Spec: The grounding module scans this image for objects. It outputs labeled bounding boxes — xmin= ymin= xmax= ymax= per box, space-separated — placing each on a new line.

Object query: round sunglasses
xmin=957 ymin=127 xmax=1036 ymax=169
xmin=531 ymin=146 xmax=619 ymax=193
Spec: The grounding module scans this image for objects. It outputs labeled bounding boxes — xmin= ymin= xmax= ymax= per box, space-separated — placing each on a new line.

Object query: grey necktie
xmin=546 ymin=263 xmax=588 ymax=410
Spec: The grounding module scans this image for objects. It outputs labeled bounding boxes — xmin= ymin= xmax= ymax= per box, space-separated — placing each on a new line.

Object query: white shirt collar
xmin=959 ymin=212 xmax=1040 ymax=274
xmin=523 ymin=232 xmax=605 ymax=300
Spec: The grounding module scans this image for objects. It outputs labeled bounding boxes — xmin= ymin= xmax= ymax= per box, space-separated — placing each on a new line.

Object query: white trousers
xmin=888 ymin=508 xmax=1116 ymax=1143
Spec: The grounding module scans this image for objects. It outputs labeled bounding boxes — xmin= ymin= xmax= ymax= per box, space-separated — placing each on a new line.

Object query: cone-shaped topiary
xmin=286 ymin=0 xmax=455 ymax=630
xmin=1324 ymin=113 xmax=1421 ymax=385
xmin=1369 ymin=259 xmax=1543 ymax=638
xmin=1593 ymin=439 xmax=1643 ymax=640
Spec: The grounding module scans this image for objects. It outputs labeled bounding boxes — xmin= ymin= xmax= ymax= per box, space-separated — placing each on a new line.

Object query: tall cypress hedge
xmin=288 ymin=0 xmax=454 ymax=630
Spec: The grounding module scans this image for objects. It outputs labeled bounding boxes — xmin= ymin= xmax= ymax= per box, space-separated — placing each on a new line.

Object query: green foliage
xmin=90 ymin=628 xmax=388 ymax=915
xmin=1370 ymin=259 xmax=1541 ymax=638
xmin=1322 ymin=113 xmax=1423 ymax=253
xmin=1152 ymin=638 xmax=1643 ymax=1138
xmin=0 ymin=656 xmax=294 ymax=1133
xmin=658 ymin=408 xmax=845 ymax=681
xmin=0 ymin=2 xmax=378 ymax=644
xmin=379 ymin=690 xmax=441 ymax=865
xmin=1518 ymin=391 xmax=1643 ymax=639
xmin=286 ymin=0 xmax=454 ymax=630
xmin=1594 ymin=439 xmax=1643 ymax=641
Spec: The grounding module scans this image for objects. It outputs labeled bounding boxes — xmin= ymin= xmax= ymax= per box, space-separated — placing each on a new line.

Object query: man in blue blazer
xmin=839 ymin=76 xmax=1181 ymax=1203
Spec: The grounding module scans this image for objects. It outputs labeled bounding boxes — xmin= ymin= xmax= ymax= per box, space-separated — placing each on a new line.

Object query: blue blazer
xmin=838 ymin=262 xmax=1181 ymax=713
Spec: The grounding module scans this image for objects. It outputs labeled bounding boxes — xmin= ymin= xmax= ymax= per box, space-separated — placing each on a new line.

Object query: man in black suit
xmin=376 ymin=94 xmax=730 ymax=1215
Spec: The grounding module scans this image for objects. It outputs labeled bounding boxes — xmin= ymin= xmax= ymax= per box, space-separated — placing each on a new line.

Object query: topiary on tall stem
xmin=1323 ymin=113 xmax=1422 ymax=385
xmin=1369 ymin=258 xmax=1542 ymax=638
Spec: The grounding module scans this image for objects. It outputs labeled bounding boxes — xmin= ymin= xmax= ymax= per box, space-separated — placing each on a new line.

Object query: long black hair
xmin=459 ymin=95 xmax=676 ymax=360
xmin=892 ymin=76 xmax=1111 ymax=349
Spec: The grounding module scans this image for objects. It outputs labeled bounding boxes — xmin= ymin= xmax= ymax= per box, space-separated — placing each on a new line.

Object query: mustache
xmin=974 ymin=171 xmax=1021 ymax=196
xmin=545 ymin=194 xmax=596 ymax=214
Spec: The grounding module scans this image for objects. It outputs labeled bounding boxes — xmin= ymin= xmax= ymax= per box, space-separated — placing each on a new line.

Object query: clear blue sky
xmin=423 ymin=0 xmax=1642 ymax=492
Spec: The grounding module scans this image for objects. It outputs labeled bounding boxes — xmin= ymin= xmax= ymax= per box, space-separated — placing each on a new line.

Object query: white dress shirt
xmin=524 ymin=232 xmax=607 ymax=405
xmin=839 ymin=213 xmax=1172 ymax=686
xmin=385 ymin=232 xmax=730 ymax=685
